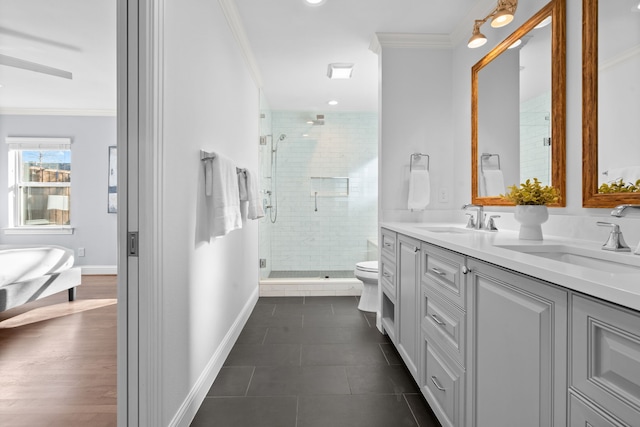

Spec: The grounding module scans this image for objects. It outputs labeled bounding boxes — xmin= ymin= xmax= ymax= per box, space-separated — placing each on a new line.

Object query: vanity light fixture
xmin=508 ymin=39 xmax=522 ymax=49
xmin=467 ymin=0 xmax=518 ymax=48
xmin=327 ymin=63 xmax=354 ymax=79
xmin=534 ymin=16 xmax=552 ymax=28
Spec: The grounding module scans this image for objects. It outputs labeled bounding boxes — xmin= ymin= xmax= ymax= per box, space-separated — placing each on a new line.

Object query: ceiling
xmin=0 ymin=0 xmax=489 ymax=114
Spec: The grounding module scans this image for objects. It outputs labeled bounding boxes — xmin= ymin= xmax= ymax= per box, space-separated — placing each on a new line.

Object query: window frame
xmin=5 ymin=137 xmax=74 ymax=235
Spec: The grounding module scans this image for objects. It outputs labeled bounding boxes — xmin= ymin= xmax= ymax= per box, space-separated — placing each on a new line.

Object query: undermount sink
xmin=415 ymin=226 xmax=472 ymax=234
xmin=495 ymin=244 xmax=640 ymax=275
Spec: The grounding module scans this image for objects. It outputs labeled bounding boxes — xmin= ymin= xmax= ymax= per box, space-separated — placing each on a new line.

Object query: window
xmin=6 ymin=137 xmax=72 ymax=230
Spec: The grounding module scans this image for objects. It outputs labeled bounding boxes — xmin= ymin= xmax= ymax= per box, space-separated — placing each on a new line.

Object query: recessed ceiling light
xmin=305 ymin=0 xmax=326 ymax=5
xmin=327 ymin=63 xmax=354 ymax=79
xmin=328 ymin=100 xmax=338 ymax=106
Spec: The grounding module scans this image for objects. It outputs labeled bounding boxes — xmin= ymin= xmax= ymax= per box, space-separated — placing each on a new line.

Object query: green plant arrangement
xmin=501 ymin=178 xmax=560 ymax=205
xmin=598 ymin=179 xmax=640 ymax=194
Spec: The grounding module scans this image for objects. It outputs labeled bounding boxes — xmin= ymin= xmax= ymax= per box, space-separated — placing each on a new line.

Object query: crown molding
xmin=0 ymin=108 xmax=117 ymax=117
xmin=218 ymin=0 xmax=263 ymax=88
xmin=370 ymin=33 xmax=452 ymax=54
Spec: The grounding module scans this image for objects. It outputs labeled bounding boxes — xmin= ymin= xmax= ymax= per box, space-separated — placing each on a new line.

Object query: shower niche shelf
xmin=310 ymin=176 xmax=349 ymax=197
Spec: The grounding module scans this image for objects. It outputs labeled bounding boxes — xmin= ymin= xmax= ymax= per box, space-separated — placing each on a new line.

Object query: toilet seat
xmin=355 ymin=261 xmax=378 ymax=273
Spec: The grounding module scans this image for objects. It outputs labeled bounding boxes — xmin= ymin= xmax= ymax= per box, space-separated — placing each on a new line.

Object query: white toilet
xmin=354 ymin=261 xmax=379 ymax=312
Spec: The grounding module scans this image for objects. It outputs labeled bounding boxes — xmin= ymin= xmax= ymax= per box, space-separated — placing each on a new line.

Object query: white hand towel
xmin=238 ymin=170 xmax=248 ymax=201
xmin=209 ymin=154 xmax=242 ymax=238
xmin=407 ymin=170 xmax=430 ymax=210
xmin=482 ymin=170 xmax=506 ymax=196
xmin=245 ymin=169 xmax=265 ymax=220
xmin=204 ymin=159 xmax=214 ymax=196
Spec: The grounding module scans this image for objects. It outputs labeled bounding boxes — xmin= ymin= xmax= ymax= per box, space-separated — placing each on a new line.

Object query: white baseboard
xmin=81 ymin=265 xmax=118 ymax=275
xmin=168 ymin=285 xmax=259 ymax=427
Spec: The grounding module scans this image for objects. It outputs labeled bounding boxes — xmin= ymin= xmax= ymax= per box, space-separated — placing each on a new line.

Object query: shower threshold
xmin=260 ymin=271 xmax=362 ymax=297
xmin=268 ymin=270 xmax=355 ymax=279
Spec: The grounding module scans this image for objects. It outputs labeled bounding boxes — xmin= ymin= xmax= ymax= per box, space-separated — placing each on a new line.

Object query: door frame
xmin=117 ymin=0 xmax=165 ymax=425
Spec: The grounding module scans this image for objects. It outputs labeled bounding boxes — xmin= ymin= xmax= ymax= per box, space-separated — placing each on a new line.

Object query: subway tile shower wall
xmin=267 ymin=111 xmax=378 ymax=272
xmin=519 ymin=91 xmax=551 ymax=185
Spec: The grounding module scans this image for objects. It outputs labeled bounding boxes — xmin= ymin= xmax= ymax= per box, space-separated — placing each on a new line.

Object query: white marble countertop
xmin=381 ymin=222 xmax=640 ymax=312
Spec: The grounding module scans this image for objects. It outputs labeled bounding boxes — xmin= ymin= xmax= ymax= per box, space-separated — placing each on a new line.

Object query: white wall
xmin=160 ymin=0 xmax=260 ymax=424
xmin=378 ymin=44 xmax=455 ymax=223
xmin=0 ymin=114 xmax=117 ymax=266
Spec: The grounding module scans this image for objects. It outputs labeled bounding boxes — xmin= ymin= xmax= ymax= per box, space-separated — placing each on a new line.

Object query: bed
xmin=0 ymin=245 xmax=81 ymax=312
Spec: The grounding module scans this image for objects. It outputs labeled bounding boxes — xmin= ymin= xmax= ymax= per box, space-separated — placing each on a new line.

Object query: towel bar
xmin=409 ymin=153 xmax=430 ymax=172
xmin=480 ymin=153 xmax=501 ymax=172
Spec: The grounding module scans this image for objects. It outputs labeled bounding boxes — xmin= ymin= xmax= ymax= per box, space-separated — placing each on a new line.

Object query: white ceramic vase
xmin=514 ymin=205 xmax=548 ymax=240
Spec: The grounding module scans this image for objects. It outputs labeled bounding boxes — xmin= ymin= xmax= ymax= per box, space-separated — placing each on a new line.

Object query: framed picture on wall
xmin=108 ymin=146 xmax=117 ymax=213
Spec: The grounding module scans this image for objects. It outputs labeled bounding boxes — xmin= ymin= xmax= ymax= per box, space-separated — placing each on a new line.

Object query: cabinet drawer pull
xmin=431 ymin=376 xmax=445 ymax=391
xmin=462 ymin=266 xmax=470 ymax=274
xmin=413 ymin=247 xmax=420 ymax=253
xmin=383 ymin=272 xmax=392 ymax=278
xmin=431 ymin=314 xmax=445 ymax=326
xmin=384 ymin=242 xmax=392 ymax=247
xmin=431 ymin=267 xmax=446 ymax=276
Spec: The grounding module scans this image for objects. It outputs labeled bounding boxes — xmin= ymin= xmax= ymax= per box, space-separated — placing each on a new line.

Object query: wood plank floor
xmin=0 ymin=275 xmax=117 ymax=427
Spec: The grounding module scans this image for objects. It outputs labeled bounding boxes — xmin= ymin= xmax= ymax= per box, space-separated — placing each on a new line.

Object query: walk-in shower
xmin=258 ymin=111 xmax=379 ymax=294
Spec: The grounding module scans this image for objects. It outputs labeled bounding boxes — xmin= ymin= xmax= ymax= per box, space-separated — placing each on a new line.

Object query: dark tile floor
xmin=191 ymin=296 xmax=442 ymax=427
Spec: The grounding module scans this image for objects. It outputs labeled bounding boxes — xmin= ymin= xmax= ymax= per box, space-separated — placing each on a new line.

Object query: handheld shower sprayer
xmin=269 ymin=133 xmax=287 ymax=223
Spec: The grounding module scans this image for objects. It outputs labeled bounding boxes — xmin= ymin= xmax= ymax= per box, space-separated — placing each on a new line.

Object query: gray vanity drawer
xmin=422 ymin=286 xmax=466 ymax=368
xmin=380 ymin=254 xmax=396 ymax=301
xmin=381 ymin=228 xmax=397 ymax=260
xmin=569 ymin=391 xmax=626 ymax=427
xmin=571 ymin=294 xmax=640 ymax=426
xmin=421 ymin=338 xmax=464 ymax=427
xmin=421 ymin=243 xmax=466 ymax=310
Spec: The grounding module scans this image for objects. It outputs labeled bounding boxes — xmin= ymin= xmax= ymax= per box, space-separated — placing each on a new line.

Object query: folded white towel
xmin=245 ymin=169 xmax=264 ymax=220
xmin=209 ymin=154 xmax=242 ymax=238
xmin=606 ymin=166 xmax=640 ymax=184
xmin=238 ymin=170 xmax=248 ymax=201
xmin=204 ymin=159 xmax=214 ymax=196
xmin=482 ymin=170 xmax=506 ymax=196
xmin=408 ymin=170 xmax=430 ymax=210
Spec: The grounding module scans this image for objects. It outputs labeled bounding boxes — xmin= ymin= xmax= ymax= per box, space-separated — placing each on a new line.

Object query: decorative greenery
xmin=598 ymin=179 xmax=640 ymax=194
xmin=501 ymin=178 xmax=560 ymax=205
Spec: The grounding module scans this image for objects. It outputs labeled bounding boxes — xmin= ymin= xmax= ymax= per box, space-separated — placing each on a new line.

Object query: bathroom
xmin=2 ymin=0 xmax=640 ymax=425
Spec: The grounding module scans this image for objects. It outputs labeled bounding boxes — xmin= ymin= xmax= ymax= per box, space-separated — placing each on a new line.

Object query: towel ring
xmin=480 ymin=153 xmax=501 ymax=173
xmin=409 ymin=153 xmax=430 ymax=172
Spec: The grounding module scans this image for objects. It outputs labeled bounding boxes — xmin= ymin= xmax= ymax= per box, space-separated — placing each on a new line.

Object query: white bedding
xmin=0 ymin=245 xmax=75 ymax=287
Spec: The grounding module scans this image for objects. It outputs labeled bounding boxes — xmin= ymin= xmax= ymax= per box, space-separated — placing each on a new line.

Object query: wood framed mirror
xmin=471 ymin=0 xmax=566 ymax=206
xmin=582 ymin=0 xmax=640 ymax=208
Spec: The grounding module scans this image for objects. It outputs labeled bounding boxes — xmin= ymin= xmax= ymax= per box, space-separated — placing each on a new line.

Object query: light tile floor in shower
xmin=269 ymin=270 xmax=355 ymax=279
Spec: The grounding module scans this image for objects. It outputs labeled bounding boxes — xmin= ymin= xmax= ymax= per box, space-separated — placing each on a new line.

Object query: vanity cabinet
xmin=420 ymin=243 xmax=467 ymax=427
xmin=569 ymin=294 xmax=640 ymax=426
xmin=381 ymin=226 xmax=640 ymax=427
xmin=380 ymin=228 xmax=397 ymax=343
xmin=466 ymin=259 xmax=567 ymax=427
xmin=396 ymin=234 xmax=421 ymax=379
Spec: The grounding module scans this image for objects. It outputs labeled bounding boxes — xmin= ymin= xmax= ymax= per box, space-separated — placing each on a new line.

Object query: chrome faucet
xmin=462 ymin=204 xmax=485 ymax=229
xmin=610 ymin=204 xmax=640 ymax=217
xmin=597 ymin=222 xmax=630 ymax=252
